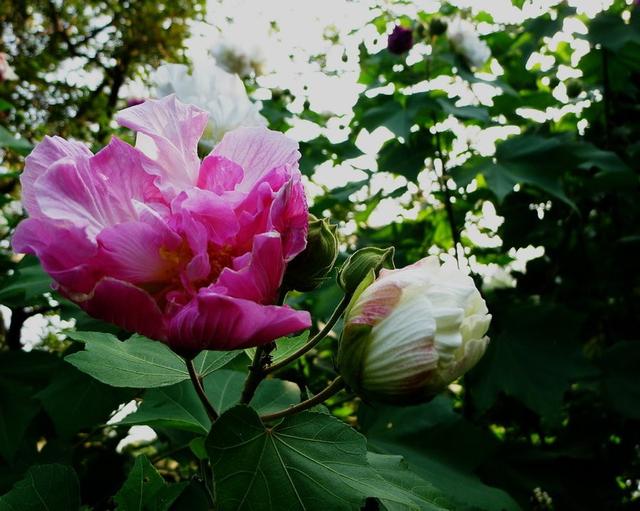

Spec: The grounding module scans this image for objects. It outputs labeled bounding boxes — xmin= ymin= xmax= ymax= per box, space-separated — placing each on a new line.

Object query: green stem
xmin=260 ymin=377 xmax=345 ymax=422
xmin=264 ymin=295 xmax=350 ymax=375
xmin=185 ymin=358 xmax=218 ymax=422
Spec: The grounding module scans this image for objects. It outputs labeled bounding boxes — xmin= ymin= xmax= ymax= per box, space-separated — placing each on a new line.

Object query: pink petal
xmin=12 ymin=218 xmax=100 ymax=293
xmin=197 ymin=155 xmax=244 ymax=194
xmin=213 ymin=232 xmax=285 ymax=304
xmin=212 ymin=127 xmax=300 ymax=192
xmin=168 ymin=291 xmax=311 ymax=351
xmin=75 ymin=277 xmax=166 ymax=341
xmin=116 ymin=95 xmax=207 ymax=191
xmin=96 ymin=216 xmax=182 ymax=284
xmin=33 ymin=138 xmax=158 ymax=238
xmin=268 ymin=175 xmax=309 ymax=261
xmin=21 ymin=136 xmax=92 ymax=217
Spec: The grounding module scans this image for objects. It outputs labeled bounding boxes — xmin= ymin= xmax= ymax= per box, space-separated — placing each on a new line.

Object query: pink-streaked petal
xmin=75 ymin=277 xmax=166 ymax=341
xmin=167 ymin=292 xmax=311 ymax=351
xmin=12 ymin=218 xmax=100 ymax=293
xmin=213 ymin=232 xmax=284 ymax=304
xmin=96 ymin=217 xmax=182 ymax=284
xmin=349 ymin=281 xmax=403 ymax=327
xmin=172 ymin=189 xmax=240 ymax=246
xmin=21 ymin=136 xmax=93 ymax=217
xmin=197 ymin=155 xmax=244 ymax=194
xmin=212 ymin=127 xmax=300 ymax=192
xmin=116 ymin=95 xmax=207 ymax=191
xmin=34 ymin=138 xmax=158 ymax=238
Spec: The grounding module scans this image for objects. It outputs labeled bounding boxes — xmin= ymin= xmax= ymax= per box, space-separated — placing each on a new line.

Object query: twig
xmin=185 ymin=358 xmax=218 ymax=422
xmin=260 ymin=377 xmax=345 ymax=422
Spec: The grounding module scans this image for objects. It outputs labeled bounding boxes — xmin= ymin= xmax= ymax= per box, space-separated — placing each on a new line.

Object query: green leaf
xmin=119 ymin=381 xmax=210 ymax=434
xmin=0 ymin=126 xmax=32 ymax=156
xmin=0 ymin=464 xmax=80 ymax=511
xmin=588 ymin=13 xmax=640 ymax=52
xmin=367 ymin=453 xmax=449 ymax=511
xmin=113 ymin=456 xmax=186 ymax=511
xmin=0 ymin=256 xmax=52 ymax=307
xmin=468 ymin=302 xmax=593 ymax=421
xmin=207 ymin=406 xmax=418 ymax=511
xmin=65 ymin=331 xmax=239 ymax=388
xmin=600 ymin=341 xmax=640 ymax=419
xmin=245 ymin=332 xmax=310 ymax=367
xmin=36 ymin=365 xmax=135 ymax=438
xmin=118 ymin=371 xmax=299 ymax=434
xmin=0 ymin=380 xmax=40 ymax=463
xmin=359 ymin=397 xmax=520 ymax=511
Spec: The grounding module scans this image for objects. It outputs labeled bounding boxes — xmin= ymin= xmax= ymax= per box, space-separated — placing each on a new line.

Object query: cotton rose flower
xmin=12 ymin=95 xmax=311 ymax=353
xmin=153 ymin=63 xmax=266 ymax=148
xmin=447 ymin=17 xmax=491 ymax=69
xmin=387 ymin=25 xmax=414 ymax=55
xmin=337 ymin=256 xmax=490 ymax=404
xmin=0 ymin=53 xmax=18 ymax=81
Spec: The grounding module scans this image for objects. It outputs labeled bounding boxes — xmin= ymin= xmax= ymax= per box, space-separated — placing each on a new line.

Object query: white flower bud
xmin=0 ymin=53 xmax=18 ymax=82
xmin=447 ymin=17 xmax=491 ymax=69
xmin=337 ymin=256 xmax=490 ymax=404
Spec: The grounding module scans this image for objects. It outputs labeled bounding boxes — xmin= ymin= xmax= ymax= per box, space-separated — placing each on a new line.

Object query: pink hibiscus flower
xmin=12 ymin=95 xmax=311 ymax=353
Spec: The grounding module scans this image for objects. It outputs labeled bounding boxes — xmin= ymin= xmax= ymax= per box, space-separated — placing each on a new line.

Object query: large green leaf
xmin=36 ymin=365 xmax=135 ymax=438
xmin=207 ymin=406 xmax=422 ymax=511
xmin=65 ymin=331 xmax=239 ymax=388
xmin=467 ymin=302 xmax=593 ymax=421
xmin=0 ymin=379 xmax=40 ymax=463
xmin=118 ymin=371 xmax=300 ymax=434
xmin=113 ymin=456 xmax=186 ymax=511
xmin=359 ymin=397 xmax=520 ymax=511
xmin=0 ymin=464 xmax=80 ymax=511
xmin=367 ymin=453 xmax=449 ymax=511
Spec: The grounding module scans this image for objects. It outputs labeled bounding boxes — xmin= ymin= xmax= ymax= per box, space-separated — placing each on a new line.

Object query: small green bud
xmin=429 ymin=17 xmax=448 ymax=37
xmin=338 ymin=246 xmax=395 ymax=295
xmin=284 ymin=214 xmax=339 ymax=292
xmin=549 ymin=76 xmax=560 ymax=89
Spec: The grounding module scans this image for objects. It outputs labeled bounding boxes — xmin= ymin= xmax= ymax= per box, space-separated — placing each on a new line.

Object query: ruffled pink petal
xmin=21 ymin=136 xmax=92 ymax=217
xmin=33 ymin=138 xmax=158 ymax=238
xmin=268 ymin=175 xmax=308 ymax=261
xmin=12 ymin=218 xmax=100 ymax=293
xmin=197 ymin=155 xmax=244 ymax=194
xmin=96 ymin=216 xmax=182 ymax=284
xmin=212 ymin=127 xmax=300 ymax=193
xmin=167 ymin=291 xmax=311 ymax=351
xmin=213 ymin=232 xmax=284 ymax=304
xmin=116 ymin=95 xmax=207 ymax=192
xmin=171 ymin=189 xmax=240 ymax=246
xmin=75 ymin=277 xmax=166 ymax=341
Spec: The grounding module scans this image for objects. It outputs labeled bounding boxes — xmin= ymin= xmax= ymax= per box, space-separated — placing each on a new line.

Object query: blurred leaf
xmin=113 ymin=456 xmax=186 ymax=511
xmin=0 ymin=256 xmax=52 ymax=307
xmin=0 ymin=126 xmax=32 ymax=156
xmin=0 ymin=464 xmax=80 ymax=511
xmin=0 ymin=379 xmax=40 ymax=463
xmin=600 ymin=341 xmax=640 ymax=419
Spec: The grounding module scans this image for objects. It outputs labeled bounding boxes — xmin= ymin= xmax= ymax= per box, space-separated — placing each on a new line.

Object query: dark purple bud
xmin=387 ymin=25 xmax=413 ymax=55
xmin=126 ymin=97 xmax=145 ymax=107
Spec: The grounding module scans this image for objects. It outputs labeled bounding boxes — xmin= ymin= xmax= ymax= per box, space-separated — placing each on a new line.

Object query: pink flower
xmin=13 ymin=95 xmax=311 ymax=353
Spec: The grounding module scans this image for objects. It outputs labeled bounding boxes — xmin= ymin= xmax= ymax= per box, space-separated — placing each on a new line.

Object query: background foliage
xmin=0 ymin=0 xmax=639 ymax=510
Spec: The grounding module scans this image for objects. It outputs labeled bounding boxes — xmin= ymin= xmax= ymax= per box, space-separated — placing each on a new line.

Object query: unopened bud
xmin=387 ymin=25 xmax=414 ymax=55
xmin=284 ymin=214 xmax=339 ymax=292
xmin=337 ymin=256 xmax=491 ymax=405
xmin=338 ymin=246 xmax=394 ymax=296
xmin=429 ymin=18 xmax=448 ymax=37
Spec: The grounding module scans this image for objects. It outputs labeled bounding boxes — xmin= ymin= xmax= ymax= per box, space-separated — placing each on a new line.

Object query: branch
xmin=185 ymin=358 xmax=218 ymax=422
xmin=265 ymin=295 xmax=349 ymax=375
xmin=260 ymin=377 xmax=345 ymax=422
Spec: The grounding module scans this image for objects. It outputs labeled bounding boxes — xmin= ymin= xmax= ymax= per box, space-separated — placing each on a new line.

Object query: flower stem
xmin=240 ymin=344 xmax=271 ymax=404
xmin=260 ymin=377 xmax=345 ymax=422
xmin=185 ymin=358 xmax=218 ymax=422
xmin=264 ymin=295 xmax=349 ymax=375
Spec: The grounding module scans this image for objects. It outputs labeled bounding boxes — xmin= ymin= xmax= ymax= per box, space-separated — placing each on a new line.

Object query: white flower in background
xmin=338 ymin=256 xmax=491 ymax=404
xmin=152 ymin=63 xmax=266 ymax=147
xmin=0 ymin=53 xmax=18 ymax=81
xmin=447 ymin=17 xmax=491 ymax=69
